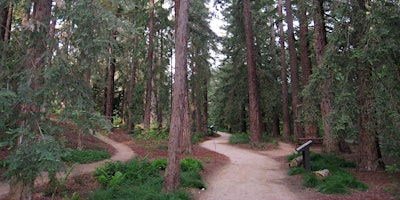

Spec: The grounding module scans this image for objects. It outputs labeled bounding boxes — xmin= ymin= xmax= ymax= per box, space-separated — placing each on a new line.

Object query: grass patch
xmin=62 ymin=149 xmax=111 ymax=164
xmin=91 ymin=158 xmax=205 ymax=199
xmin=287 ymin=152 xmax=368 ymax=194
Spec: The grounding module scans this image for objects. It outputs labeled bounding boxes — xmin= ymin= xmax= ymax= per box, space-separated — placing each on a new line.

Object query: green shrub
xmin=229 ymin=132 xmax=250 ymax=144
xmin=287 ymin=152 xmax=367 ymax=194
xmin=192 ymin=133 xmax=205 ymax=144
xmin=181 ymin=158 xmax=204 ymax=172
xmin=91 ymin=158 xmax=201 ymax=200
xmin=62 ymin=149 xmax=111 ymax=164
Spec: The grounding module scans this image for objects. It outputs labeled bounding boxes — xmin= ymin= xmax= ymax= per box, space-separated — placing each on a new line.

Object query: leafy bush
xmin=62 ymin=149 xmax=111 ymax=164
xmin=229 ymin=132 xmax=250 ymax=144
xmin=181 ymin=158 xmax=204 ymax=172
xmin=92 ymin=158 xmax=205 ymax=199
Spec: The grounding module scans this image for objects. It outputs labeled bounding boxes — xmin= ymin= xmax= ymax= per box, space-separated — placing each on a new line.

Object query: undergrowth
xmin=91 ymin=157 xmax=205 ymax=200
xmin=287 ymin=152 xmax=368 ymax=194
xmin=62 ymin=149 xmax=111 ymax=164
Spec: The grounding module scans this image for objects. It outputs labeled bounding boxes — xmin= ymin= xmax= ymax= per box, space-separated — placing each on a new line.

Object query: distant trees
xmin=211 ymin=0 xmax=400 ymax=171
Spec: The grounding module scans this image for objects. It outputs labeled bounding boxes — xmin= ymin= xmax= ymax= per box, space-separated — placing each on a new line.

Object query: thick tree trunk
xmin=299 ymin=2 xmax=319 ymax=138
xmin=285 ymin=0 xmax=302 ymax=140
xmin=163 ymin=0 xmax=190 ymax=192
xmin=278 ymin=0 xmax=291 ymax=139
xmin=313 ymin=0 xmax=339 ymax=153
xmin=144 ymin=0 xmax=155 ymax=130
xmin=9 ymin=1 xmax=52 ymax=199
xmin=357 ymin=69 xmax=380 ymax=171
xmin=243 ymin=0 xmax=262 ymax=143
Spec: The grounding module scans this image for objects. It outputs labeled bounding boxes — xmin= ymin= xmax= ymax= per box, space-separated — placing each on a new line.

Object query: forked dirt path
xmin=196 ymin=132 xmax=303 ymax=200
xmin=0 ymin=134 xmax=136 ymax=200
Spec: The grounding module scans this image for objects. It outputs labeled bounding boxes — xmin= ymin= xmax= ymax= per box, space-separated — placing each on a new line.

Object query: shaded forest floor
xmin=0 ymin=125 xmax=399 ymax=199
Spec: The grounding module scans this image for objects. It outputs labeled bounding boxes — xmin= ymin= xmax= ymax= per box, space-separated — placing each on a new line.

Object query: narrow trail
xmin=196 ymin=132 xmax=303 ymax=200
xmin=0 ymin=134 xmax=136 ymax=200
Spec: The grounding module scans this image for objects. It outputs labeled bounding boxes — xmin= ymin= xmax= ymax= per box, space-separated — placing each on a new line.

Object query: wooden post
xmin=296 ymin=140 xmax=313 ymax=171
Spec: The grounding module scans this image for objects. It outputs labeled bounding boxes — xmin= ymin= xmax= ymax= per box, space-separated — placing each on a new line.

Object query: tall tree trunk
xmin=285 ymin=0 xmax=302 ymax=140
xmin=105 ymin=45 xmax=116 ymax=122
xmin=299 ymin=1 xmax=319 ymax=138
xmin=127 ymin=34 xmax=139 ymax=132
xmin=9 ymin=1 xmax=52 ymax=199
xmin=313 ymin=0 xmax=339 ymax=153
xmin=355 ymin=0 xmax=381 ymax=171
xmin=278 ymin=0 xmax=291 ymax=139
xmin=202 ymin=74 xmax=209 ymax=136
xmin=243 ymin=0 xmax=262 ymax=143
xmin=269 ymin=9 xmax=280 ymax=138
xmin=163 ymin=0 xmax=190 ymax=192
xmin=144 ymin=0 xmax=155 ymax=130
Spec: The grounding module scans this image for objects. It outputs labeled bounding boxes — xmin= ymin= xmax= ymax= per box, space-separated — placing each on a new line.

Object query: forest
xmin=1 ymin=0 xmax=400 ymax=199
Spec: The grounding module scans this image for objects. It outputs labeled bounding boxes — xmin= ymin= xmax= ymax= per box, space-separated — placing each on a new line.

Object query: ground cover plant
xmin=287 ymin=152 xmax=368 ymax=194
xmin=62 ymin=149 xmax=111 ymax=164
xmin=91 ymin=157 xmax=205 ymax=200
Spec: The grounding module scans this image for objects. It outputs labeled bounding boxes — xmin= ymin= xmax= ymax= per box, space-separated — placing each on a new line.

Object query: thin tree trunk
xmin=105 ymin=45 xmax=116 ymax=122
xmin=243 ymin=0 xmax=262 ymax=143
xmin=285 ymin=0 xmax=302 ymax=140
xmin=313 ymin=0 xmax=339 ymax=153
xmin=144 ymin=0 xmax=155 ymax=130
xmin=127 ymin=34 xmax=139 ymax=132
xmin=163 ymin=0 xmax=190 ymax=192
xmin=278 ymin=0 xmax=291 ymax=139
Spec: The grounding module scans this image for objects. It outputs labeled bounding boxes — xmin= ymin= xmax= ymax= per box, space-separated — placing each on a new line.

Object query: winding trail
xmin=0 ymin=134 xmax=136 ymax=200
xmin=197 ymin=132 xmax=302 ymax=200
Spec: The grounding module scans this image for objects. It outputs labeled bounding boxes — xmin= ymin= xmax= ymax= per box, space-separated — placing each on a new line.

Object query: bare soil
xmin=0 ymin=127 xmax=398 ymax=200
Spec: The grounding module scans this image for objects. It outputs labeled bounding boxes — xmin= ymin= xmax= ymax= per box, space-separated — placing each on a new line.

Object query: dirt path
xmin=0 ymin=134 xmax=136 ymax=200
xmin=196 ymin=132 xmax=304 ymax=200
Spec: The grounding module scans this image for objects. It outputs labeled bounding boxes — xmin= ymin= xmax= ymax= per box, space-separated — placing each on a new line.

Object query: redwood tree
xmin=285 ymin=0 xmax=302 ymax=139
xmin=313 ymin=0 xmax=339 ymax=153
xmin=243 ymin=0 xmax=261 ymax=143
xmin=278 ymin=0 xmax=291 ymax=139
xmin=144 ymin=0 xmax=155 ymax=130
xmin=163 ymin=0 xmax=190 ymax=192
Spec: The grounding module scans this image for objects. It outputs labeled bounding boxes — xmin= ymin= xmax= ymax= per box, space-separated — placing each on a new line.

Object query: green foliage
xmin=192 ymin=133 xmax=205 ymax=144
xmin=92 ymin=158 xmax=204 ymax=199
xmin=181 ymin=158 xmax=204 ymax=172
xmin=287 ymin=152 xmax=367 ymax=194
xmin=62 ymin=149 xmax=111 ymax=164
xmin=3 ymin=134 xmax=67 ymax=185
xmin=229 ymin=132 xmax=250 ymax=144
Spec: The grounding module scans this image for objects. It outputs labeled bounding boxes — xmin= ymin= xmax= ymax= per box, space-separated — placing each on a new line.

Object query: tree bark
xmin=313 ymin=0 xmax=339 ymax=153
xmin=278 ymin=0 xmax=291 ymax=139
xmin=299 ymin=1 xmax=319 ymax=138
xmin=144 ymin=0 xmax=155 ymax=131
xmin=127 ymin=34 xmax=139 ymax=132
xmin=163 ymin=0 xmax=190 ymax=192
xmin=105 ymin=44 xmax=116 ymax=122
xmin=9 ymin=1 xmax=52 ymax=199
xmin=285 ymin=0 xmax=303 ymax=140
xmin=355 ymin=0 xmax=382 ymax=171
xmin=243 ymin=0 xmax=262 ymax=143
